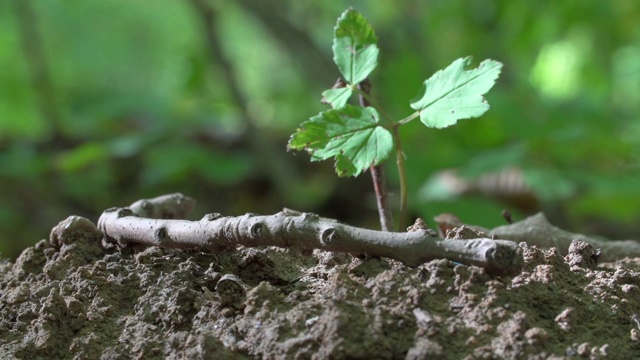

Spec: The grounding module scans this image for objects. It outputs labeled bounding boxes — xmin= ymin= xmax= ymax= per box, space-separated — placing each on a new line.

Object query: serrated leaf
xmin=332 ymin=9 xmax=379 ymax=85
xmin=410 ymin=57 xmax=502 ymax=129
xmin=322 ymin=87 xmax=353 ymax=109
xmin=334 ymin=154 xmax=358 ymax=177
xmin=288 ymin=105 xmax=393 ymax=177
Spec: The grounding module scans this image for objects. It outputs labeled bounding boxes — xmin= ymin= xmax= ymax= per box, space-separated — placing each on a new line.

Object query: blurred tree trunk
xmin=14 ymin=0 xmax=65 ymax=144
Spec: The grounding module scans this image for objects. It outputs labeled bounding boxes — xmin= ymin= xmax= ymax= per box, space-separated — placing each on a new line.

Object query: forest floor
xmin=1 ymin=213 xmax=640 ymax=359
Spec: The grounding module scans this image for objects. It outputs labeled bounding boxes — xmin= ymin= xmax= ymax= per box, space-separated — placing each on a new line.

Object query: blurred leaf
xmin=418 ymin=173 xmax=460 ymax=202
xmin=417 ymin=196 xmax=514 ymax=231
xmin=198 ymin=151 xmax=254 ymax=185
xmin=142 ymin=143 xmax=254 ymax=186
xmin=322 ymin=87 xmax=353 ymax=109
xmin=460 ymin=144 xmax=527 ymax=177
xmin=59 ymin=161 xmax=114 ymax=206
xmin=55 ymin=142 xmax=109 ymax=173
xmin=288 ymin=105 xmax=393 ymax=177
xmin=571 ymin=173 xmax=640 ymax=222
xmin=0 ymin=144 xmax=48 ymax=180
xmin=332 ymin=9 xmax=379 ymax=84
xmin=107 ymin=133 xmax=158 ymax=158
xmin=522 ymin=168 xmax=577 ymax=201
xmin=530 ymin=39 xmax=585 ymax=100
xmin=410 ymin=57 xmax=502 ymax=128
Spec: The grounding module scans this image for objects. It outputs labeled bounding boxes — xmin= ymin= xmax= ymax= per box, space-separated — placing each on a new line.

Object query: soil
xmin=2 ymin=218 xmax=640 ymax=359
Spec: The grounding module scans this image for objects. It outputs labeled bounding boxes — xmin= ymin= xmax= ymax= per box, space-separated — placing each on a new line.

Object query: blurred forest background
xmin=2 ymin=0 xmax=640 ymax=259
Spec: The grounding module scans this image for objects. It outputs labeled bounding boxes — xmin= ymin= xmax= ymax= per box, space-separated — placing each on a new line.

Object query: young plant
xmin=288 ymin=9 xmax=503 ymax=231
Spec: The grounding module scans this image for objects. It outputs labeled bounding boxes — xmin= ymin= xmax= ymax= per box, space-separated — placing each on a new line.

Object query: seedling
xmin=288 ymin=8 xmax=502 ymax=231
xmin=76 ymin=10 xmax=518 ymax=283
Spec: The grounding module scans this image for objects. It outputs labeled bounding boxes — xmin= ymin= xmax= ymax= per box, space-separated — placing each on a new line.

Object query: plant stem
xmin=369 ymin=165 xmax=393 ymax=231
xmin=354 ymin=87 xmax=394 ymax=124
xmin=392 ymin=126 xmax=408 ymax=231
xmin=397 ymin=111 xmax=421 ymax=125
xmin=357 ymin=80 xmax=394 ymax=231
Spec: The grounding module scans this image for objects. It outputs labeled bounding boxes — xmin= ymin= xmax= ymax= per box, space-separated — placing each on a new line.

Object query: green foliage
xmin=288 ymin=105 xmax=392 ymax=176
xmin=321 ymin=87 xmax=352 ymax=109
xmin=322 ymin=9 xmax=379 ymax=109
xmin=332 ymin=9 xmax=379 ymax=85
xmin=293 ymin=9 xmax=391 ymax=177
xmin=288 ymin=8 xmax=501 ymax=228
xmin=410 ymin=57 xmax=503 ymax=129
xmin=3 ymin=1 xmax=640 ymax=257
xmin=291 ymin=9 xmax=501 ymax=179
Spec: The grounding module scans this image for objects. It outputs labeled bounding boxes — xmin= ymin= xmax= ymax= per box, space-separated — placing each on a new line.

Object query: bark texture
xmin=96 ymin=194 xmax=522 ymax=276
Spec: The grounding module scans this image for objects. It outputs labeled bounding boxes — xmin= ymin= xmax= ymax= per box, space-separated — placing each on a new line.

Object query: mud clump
xmin=1 ymin=226 xmax=640 ymax=359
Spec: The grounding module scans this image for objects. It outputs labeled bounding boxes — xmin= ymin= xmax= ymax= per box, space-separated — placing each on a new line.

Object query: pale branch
xmin=52 ymin=195 xmax=640 ymax=279
xmin=96 ymin=195 xmax=523 ymax=276
xmin=490 ymin=212 xmax=640 ymax=262
xmin=127 ymin=193 xmax=196 ymax=219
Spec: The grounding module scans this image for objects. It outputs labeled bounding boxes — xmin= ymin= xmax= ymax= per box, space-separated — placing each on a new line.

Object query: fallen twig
xmin=490 ymin=212 xmax=640 ymax=262
xmin=128 ymin=193 xmax=196 ymax=219
xmin=95 ymin=194 xmax=523 ymax=276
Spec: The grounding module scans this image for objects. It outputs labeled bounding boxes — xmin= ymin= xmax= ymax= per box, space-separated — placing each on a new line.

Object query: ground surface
xmin=1 ymin=218 xmax=640 ymax=359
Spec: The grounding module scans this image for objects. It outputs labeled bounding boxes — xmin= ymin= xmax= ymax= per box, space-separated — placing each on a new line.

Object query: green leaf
xmin=56 ymin=142 xmax=109 ymax=172
xmin=332 ymin=9 xmax=379 ymax=85
xmin=322 ymin=87 xmax=353 ymax=109
xmin=410 ymin=57 xmax=503 ymax=128
xmin=288 ymin=105 xmax=393 ymax=177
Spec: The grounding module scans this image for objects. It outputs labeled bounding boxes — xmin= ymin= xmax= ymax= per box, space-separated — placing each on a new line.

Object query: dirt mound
xmin=1 ymin=223 xmax=640 ymax=359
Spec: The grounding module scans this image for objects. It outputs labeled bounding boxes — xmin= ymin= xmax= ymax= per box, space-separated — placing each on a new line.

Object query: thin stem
xmin=392 ymin=126 xmax=408 ymax=231
xmin=369 ymin=165 xmax=393 ymax=231
xmin=397 ymin=111 xmax=421 ymax=125
xmin=353 ymin=87 xmax=394 ymax=125
xmin=357 ymin=80 xmax=394 ymax=231
xmin=354 ymin=82 xmax=410 ymax=231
